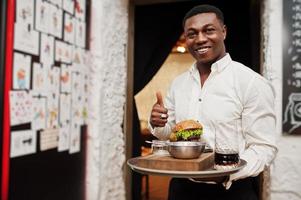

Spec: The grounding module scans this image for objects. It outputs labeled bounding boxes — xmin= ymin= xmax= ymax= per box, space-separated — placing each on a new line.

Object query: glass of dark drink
xmin=213 ymin=119 xmax=240 ymax=170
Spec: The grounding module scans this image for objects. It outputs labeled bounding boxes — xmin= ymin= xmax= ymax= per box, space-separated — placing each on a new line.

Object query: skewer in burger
xmin=169 ymin=120 xmax=203 ymax=141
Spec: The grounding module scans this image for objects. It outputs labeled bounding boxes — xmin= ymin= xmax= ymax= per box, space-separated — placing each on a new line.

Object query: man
xmin=149 ymin=4 xmax=277 ymax=200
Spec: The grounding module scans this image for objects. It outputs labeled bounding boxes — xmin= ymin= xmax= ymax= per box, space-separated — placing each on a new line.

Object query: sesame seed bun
xmin=172 ymin=120 xmax=203 ymax=132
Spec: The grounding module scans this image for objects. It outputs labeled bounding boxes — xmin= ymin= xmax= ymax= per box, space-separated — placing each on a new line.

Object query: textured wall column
xmin=261 ymin=1 xmax=276 ymax=199
xmin=263 ymin=0 xmax=301 ymax=200
xmin=86 ymin=0 xmax=129 ymax=200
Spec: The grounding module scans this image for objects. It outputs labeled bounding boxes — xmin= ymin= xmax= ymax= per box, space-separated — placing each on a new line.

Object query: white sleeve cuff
xmin=147 ymin=120 xmax=170 ymax=140
xmin=148 ymin=120 xmax=156 ymax=134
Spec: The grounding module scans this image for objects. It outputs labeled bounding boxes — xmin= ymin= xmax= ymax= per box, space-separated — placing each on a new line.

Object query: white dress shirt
xmin=149 ymin=53 xmax=277 ymax=187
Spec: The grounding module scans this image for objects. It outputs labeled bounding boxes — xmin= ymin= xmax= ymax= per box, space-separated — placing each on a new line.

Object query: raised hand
xmin=150 ymin=91 xmax=168 ymax=127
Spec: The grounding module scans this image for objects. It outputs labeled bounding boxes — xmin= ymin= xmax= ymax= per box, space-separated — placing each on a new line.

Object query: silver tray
xmin=127 ymin=158 xmax=247 ymax=178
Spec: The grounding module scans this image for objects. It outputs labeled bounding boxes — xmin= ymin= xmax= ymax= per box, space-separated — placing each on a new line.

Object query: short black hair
xmin=182 ymin=4 xmax=224 ymax=27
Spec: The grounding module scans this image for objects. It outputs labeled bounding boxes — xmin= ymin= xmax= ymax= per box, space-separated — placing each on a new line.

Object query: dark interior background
xmin=132 ymin=0 xmax=260 ymax=199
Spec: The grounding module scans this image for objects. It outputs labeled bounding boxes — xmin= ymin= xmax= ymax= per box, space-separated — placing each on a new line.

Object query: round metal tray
xmin=127 ymin=158 xmax=247 ymax=178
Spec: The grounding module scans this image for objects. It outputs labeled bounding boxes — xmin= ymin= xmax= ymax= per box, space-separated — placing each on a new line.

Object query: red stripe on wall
xmin=1 ymin=0 xmax=14 ymax=200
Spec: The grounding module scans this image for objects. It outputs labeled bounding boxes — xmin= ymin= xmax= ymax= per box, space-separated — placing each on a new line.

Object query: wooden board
xmin=134 ymin=152 xmax=214 ymax=171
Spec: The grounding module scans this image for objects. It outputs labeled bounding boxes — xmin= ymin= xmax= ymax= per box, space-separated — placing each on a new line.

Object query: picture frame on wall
xmin=16 ymin=0 xmax=34 ymax=26
xmin=63 ymin=0 xmax=74 ymax=14
xmin=35 ymin=0 xmax=50 ymax=34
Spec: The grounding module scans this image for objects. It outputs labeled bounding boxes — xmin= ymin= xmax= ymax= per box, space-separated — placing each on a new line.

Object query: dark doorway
xmin=131 ymin=0 xmax=260 ymax=199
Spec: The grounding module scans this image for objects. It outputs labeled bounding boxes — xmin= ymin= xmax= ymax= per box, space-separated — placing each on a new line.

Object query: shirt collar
xmin=189 ymin=53 xmax=232 ymax=74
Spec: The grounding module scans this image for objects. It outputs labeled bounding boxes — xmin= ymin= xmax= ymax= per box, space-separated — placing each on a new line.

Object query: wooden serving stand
xmin=132 ymin=152 xmax=214 ymax=171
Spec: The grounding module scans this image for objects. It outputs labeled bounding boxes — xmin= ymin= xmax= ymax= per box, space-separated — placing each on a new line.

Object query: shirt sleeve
xmin=227 ymin=75 xmax=278 ymax=185
xmin=148 ymin=84 xmax=176 ymax=140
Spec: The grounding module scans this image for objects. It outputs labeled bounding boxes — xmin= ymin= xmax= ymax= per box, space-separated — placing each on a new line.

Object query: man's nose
xmin=196 ymin=32 xmax=207 ymax=43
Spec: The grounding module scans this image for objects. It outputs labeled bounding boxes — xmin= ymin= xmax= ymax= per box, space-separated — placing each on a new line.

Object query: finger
xmin=150 ymin=112 xmax=168 ymax=124
xmin=159 ymin=113 xmax=168 ymax=119
xmin=156 ymin=122 xmax=167 ymax=127
xmin=151 ymin=111 xmax=168 ymax=119
xmin=156 ymin=91 xmax=164 ymax=107
xmin=150 ymin=119 xmax=168 ymax=127
xmin=152 ymin=105 xmax=168 ymax=114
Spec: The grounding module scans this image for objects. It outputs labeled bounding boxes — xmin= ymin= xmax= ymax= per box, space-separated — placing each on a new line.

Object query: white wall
xmin=86 ymin=0 xmax=129 ymax=200
xmin=263 ymin=0 xmax=301 ymax=199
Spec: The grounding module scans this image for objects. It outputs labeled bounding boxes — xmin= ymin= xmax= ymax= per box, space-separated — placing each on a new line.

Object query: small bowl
xmin=167 ymin=141 xmax=205 ymax=159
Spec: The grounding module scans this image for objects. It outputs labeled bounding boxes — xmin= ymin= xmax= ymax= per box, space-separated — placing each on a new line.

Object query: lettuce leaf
xmin=175 ymin=129 xmax=203 ymax=140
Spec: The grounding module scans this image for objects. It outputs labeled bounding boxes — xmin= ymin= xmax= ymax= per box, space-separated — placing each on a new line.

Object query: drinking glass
xmin=151 ymin=140 xmax=169 ymax=155
xmin=213 ymin=119 xmax=240 ymax=170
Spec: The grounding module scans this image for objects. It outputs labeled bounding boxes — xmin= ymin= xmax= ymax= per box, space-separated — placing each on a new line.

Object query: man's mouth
xmin=195 ymin=46 xmax=210 ymax=54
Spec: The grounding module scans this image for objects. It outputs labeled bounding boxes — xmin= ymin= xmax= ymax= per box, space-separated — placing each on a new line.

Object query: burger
xmin=169 ymin=120 xmax=203 ymax=141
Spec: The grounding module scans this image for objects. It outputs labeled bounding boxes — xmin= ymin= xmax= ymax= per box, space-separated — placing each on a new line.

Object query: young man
xmin=149 ymin=4 xmax=277 ymax=200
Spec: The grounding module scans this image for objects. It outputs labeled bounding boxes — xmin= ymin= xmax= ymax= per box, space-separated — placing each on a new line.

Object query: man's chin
xmin=197 ymin=54 xmax=220 ymax=65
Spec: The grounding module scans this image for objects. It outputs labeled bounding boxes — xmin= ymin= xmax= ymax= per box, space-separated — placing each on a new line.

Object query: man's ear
xmin=223 ymin=25 xmax=227 ymax=40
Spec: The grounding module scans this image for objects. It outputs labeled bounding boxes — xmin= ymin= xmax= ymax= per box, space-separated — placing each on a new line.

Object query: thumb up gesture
xmin=150 ymin=91 xmax=168 ymax=127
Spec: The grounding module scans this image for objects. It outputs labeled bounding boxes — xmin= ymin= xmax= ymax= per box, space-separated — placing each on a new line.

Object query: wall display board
xmin=1 ymin=0 xmax=90 ymax=199
xmin=283 ymin=0 xmax=301 ymax=135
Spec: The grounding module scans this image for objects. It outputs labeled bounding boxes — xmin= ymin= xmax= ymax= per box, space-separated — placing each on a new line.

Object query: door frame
xmin=0 ymin=0 xmax=7 ymax=198
xmin=1 ymin=1 xmax=14 ymax=200
xmin=124 ymin=1 xmax=265 ymax=200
